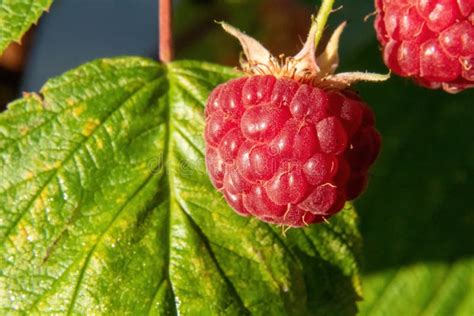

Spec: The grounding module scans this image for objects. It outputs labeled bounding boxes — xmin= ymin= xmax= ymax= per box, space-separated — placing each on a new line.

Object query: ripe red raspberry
xmin=204 ymin=16 xmax=386 ymax=227
xmin=374 ymin=0 xmax=474 ymax=93
xmin=205 ymin=76 xmax=380 ymax=226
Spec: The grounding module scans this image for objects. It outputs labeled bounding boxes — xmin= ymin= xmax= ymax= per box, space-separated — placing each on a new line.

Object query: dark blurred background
xmin=1 ymin=0 xmax=473 ymax=312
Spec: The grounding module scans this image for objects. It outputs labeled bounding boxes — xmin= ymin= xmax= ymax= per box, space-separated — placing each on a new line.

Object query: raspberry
xmin=374 ymin=0 xmax=474 ymax=93
xmin=205 ymin=76 xmax=381 ymax=226
xmin=205 ymin=15 xmax=386 ymax=227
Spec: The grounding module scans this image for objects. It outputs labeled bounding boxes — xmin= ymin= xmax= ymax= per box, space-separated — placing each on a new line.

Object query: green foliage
xmin=0 ymin=57 xmax=362 ymax=315
xmin=0 ymin=0 xmax=53 ymax=55
xmin=1 ymin=0 xmax=473 ymax=313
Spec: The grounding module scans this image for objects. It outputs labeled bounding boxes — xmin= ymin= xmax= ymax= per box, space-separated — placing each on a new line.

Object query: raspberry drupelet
xmin=205 ymin=13 xmax=386 ymax=227
xmin=205 ymin=76 xmax=380 ymax=226
xmin=374 ymin=0 xmax=474 ymax=93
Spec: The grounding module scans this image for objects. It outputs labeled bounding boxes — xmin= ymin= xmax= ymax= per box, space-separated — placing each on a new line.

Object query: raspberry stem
xmin=313 ymin=0 xmax=336 ymax=49
xmin=159 ymin=0 xmax=174 ymax=63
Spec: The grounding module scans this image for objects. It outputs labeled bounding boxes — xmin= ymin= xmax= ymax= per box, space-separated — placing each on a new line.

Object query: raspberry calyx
xmin=219 ymin=19 xmax=389 ymax=89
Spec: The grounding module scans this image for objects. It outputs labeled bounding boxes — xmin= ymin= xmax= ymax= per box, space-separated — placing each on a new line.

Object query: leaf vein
xmin=66 ymin=171 xmax=158 ymax=314
xmin=1 ymin=77 xmax=160 ymax=244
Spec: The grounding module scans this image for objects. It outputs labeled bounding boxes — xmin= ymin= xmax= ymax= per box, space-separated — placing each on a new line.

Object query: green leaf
xmin=0 ymin=57 xmax=362 ymax=315
xmin=358 ymin=260 xmax=474 ymax=316
xmin=0 ymin=0 xmax=53 ymax=55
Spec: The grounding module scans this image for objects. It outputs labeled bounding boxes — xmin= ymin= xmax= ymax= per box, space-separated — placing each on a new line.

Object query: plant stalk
xmin=159 ymin=0 xmax=173 ymax=62
xmin=313 ymin=0 xmax=336 ymax=48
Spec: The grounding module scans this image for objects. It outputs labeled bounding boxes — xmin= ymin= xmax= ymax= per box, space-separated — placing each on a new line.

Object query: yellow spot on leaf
xmin=82 ymin=119 xmax=101 ymax=136
xmin=22 ymin=92 xmax=44 ymax=104
xmin=96 ymin=138 xmax=104 ymax=149
xmin=116 ymin=196 xmax=125 ymax=204
xmin=9 ymin=223 xmax=28 ymax=249
xmin=39 ymin=160 xmax=61 ymax=172
xmin=20 ymin=127 xmax=29 ymax=135
xmin=40 ymin=187 xmax=50 ymax=202
xmin=24 ymin=170 xmax=35 ymax=180
xmin=72 ymin=104 xmax=86 ymax=118
xmin=33 ymin=191 xmax=46 ymax=210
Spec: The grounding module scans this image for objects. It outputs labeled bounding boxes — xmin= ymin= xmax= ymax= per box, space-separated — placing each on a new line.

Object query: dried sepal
xmin=291 ymin=18 xmax=320 ymax=80
xmin=321 ymin=71 xmax=391 ymax=89
xmin=219 ymin=22 xmax=279 ymax=75
xmin=315 ymin=22 xmax=346 ymax=78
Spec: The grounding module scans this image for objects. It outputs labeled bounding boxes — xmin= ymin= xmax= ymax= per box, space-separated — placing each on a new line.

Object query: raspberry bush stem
xmin=314 ymin=0 xmax=336 ymax=48
xmin=159 ymin=0 xmax=174 ymax=63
